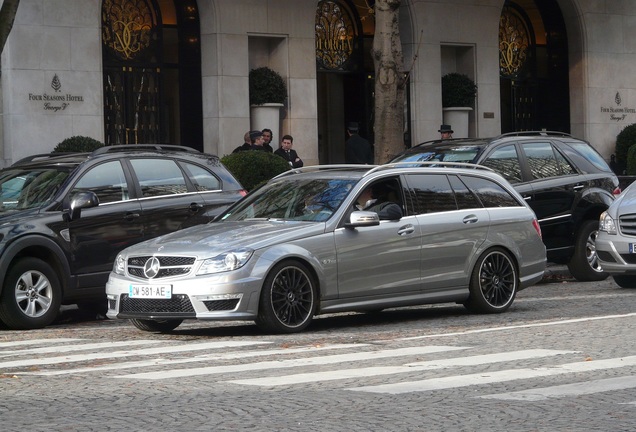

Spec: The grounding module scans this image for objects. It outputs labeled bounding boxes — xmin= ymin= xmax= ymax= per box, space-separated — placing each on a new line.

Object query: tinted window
xmin=462 ymin=175 xmax=521 ymax=207
xmin=130 ymin=159 xmax=188 ymax=197
xmin=71 ymin=161 xmax=128 ymax=204
xmin=405 ymin=174 xmax=457 ymax=214
xmin=568 ymin=142 xmax=613 ymax=173
xmin=182 ymin=162 xmax=221 ymax=191
xmin=521 ymin=142 xmax=575 ymax=179
xmin=1 ymin=168 xmax=70 ymax=210
xmin=482 ymin=144 xmax=522 ymax=183
xmin=448 ymin=175 xmax=481 ymax=209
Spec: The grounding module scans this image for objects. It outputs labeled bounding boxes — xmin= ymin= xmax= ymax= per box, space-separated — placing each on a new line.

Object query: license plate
xmin=129 ymin=284 xmax=172 ymax=299
xmin=630 ymin=244 xmax=636 ymax=254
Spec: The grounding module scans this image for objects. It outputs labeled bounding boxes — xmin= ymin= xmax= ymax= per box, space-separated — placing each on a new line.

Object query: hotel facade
xmin=1 ymin=0 xmax=633 ymax=166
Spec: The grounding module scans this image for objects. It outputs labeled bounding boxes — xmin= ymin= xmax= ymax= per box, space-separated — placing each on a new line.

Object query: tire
xmin=612 ymin=275 xmax=636 ymax=288
xmin=76 ymin=299 xmax=108 ymax=316
xmin=567 ymin=219 xmax=609 ymax=282
xmin=130 ymin=318 xmax=183 ymax=333
xmin=464 ymin=248 xmax=517 ymax=314
xmin=255 ymin=260 xmax=317 ymax=334
xmin=0 ymin=258 xmax=62 ymax=329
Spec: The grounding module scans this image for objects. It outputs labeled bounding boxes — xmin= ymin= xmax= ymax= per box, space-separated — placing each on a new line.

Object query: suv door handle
xmin=573 ymin=184 xmax=585 ymax=191
xmin=123 ymin=212 xmax=140 ymax=221
xmin=189 ymin=203 xmax=203 ymax=212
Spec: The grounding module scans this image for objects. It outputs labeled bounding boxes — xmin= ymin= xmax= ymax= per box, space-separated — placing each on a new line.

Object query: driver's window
xmin=71 ymin=161 xmax=128 ymax=204
xmin=483 ymin=145 xmax=522 ymax=183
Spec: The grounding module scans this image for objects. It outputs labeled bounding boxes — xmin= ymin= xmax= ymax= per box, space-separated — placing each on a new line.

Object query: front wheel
xmin=0 ymin=258 xmax=62 ymax=329
xmin=464 ymin=248 xmax=517 ymax=314
xmin=255 ymin=260 xmax=317 ymax=334
xmin=130 ymin=318 xmax=183 ymax=333
xmin=567 ymin=219 xmax=609 ymax=282
xmin=612 ymin=275 xmax=636 ymax=288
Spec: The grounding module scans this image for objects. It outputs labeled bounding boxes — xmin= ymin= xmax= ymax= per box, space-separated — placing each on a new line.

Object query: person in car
xmin=356 ymin=183 xmax=403 ymax=220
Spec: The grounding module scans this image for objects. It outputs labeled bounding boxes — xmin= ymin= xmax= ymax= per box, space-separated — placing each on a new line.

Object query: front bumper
xmin=596 ymin=235 xmax=636 ymax=274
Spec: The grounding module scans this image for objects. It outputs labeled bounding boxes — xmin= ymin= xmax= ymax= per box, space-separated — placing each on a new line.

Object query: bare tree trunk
xmin=0 ymin=0 xmax=19 ymax=54
xmin=372 ymin=0 xmax=405 ymax=164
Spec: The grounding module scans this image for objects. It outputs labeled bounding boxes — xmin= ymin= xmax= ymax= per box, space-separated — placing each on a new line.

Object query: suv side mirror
xmin=65 ymin=191 xmax=99 ymax=221
xmin=345 ymin=210 xmax=380 ymax=228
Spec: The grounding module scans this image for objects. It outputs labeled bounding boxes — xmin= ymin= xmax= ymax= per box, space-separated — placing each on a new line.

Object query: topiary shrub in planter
xmin=442 ymin=73 xmax=477 ymax=108
xmin=249 ymin=67 xmax=287 ymax=105
xmin=615 ymin=123 xmax=636 ymax=171
xmin=221 ymin=151 xmax=290 ymax=191
xmin=53 ymin=136 xmax=104 ymax=153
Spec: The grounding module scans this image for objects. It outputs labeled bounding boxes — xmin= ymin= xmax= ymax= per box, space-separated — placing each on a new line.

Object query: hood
xmin=613 ymin=185 xmax=636 ymax=216
xmin=123 ymin=220 xmax=327 ymax=257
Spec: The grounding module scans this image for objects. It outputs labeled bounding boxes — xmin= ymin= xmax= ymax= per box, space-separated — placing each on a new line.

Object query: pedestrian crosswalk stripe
xmin=0 ymin=338 xmax=82 ymax=348
xmin=114 ymin=345 xmax=471 ymax=380
xmin=23 ymin=343 xmax=367 ymax=376
xmin=0 ymin=340 xmax=160 ymax=357
xmin=349 ymin=355 xmax=636 ymax=394
xmin=0 ymin=340 xmax=268 ymax=370
xmin=226 ymin=349 xmax=576 ymax=387
xmin=478 ymin=375 xmax=636 ymax=401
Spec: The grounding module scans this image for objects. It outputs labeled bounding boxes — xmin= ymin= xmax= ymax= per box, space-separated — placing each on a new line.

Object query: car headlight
xmin=197 ymin=248 xmax=254 ymax=275
xmin=599 ymin=211 xmax=617 ymax=235
xmin=114 ymin=254 xmax=126 ymax=274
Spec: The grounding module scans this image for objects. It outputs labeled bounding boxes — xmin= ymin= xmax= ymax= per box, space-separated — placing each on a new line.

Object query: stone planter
xmin=250 ymin=103 xmax=283 ymax=135
xmin=442 ymin=107 xmax=472 ymax=138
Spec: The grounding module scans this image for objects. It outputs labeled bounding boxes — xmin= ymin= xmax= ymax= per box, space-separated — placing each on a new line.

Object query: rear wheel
xmin=567 ymin=220 xmax=609 ymax=281
xmin=464 ymin=248 xmax=517 ymax=313
xmin=255 ymin=260 xmax=317 ymax=334
xmin=130 ymin=318 xmax=182 ymax=333
xmin=612 ymin=275 xmax=636 ymax=288
xmin=0 ymin=258 xmax=61 ymax=329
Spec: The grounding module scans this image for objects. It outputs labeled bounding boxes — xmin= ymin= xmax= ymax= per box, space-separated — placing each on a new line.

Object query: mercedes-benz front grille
xmin=120 ymin=294 xmax=195 ymax=313
xmin=619 ymin=213 xmax=636 ymax=237
xmin=127 ymin=255 xmax=196 ymax=279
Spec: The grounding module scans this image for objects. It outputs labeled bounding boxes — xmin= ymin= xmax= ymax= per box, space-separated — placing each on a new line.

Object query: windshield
xmin=394 ymin=145 xmax=482 ymax=164
xmin=222 ymin=177 xmax=358 ymax=222
xmin=0 ymin=167 xmax=71 ymax=211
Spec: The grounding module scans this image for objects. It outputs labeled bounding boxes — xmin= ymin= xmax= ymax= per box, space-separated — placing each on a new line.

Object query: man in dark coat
xmin=345 ymin=122 xmax=373 ymax=164
xmin=232 ymin=131 xmax=252 ymax=153
xmin=274 ymin=134 xmax=304 ymax=168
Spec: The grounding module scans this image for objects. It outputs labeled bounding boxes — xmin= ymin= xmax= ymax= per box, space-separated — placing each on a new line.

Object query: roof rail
xmin=365 ymin=161 xmax=494 ymax=175
xmin=271 ymin=164 xmax=378 ymax=180
xmin=495 ymin=131 xmax=573 ymax=139
xmin=11 ymin=152 xmax=79 ymax=166
xmin=91 ymin=144 xmax=200 ymax=156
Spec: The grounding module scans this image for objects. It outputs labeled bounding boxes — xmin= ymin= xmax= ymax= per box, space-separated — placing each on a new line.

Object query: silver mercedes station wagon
xmin=105 ymin=164 xmax=546 ymax=333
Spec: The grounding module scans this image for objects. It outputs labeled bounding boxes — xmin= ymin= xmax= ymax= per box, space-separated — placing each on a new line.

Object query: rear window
xmin=568 ymin=142 xmax=614 ymax=173
xmin=394 ymin=144 xmax=481 ymax=164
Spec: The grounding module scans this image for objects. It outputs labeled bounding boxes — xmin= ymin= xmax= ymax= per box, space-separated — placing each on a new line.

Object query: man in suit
xmin=274 ymin=134 xmax=304 ymax=168
xmin=345 ymin=122 xmax=373 ymax=164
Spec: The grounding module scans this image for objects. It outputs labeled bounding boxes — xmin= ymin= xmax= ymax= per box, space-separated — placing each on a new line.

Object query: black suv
xmin=0 ymin=145 xmax=245 ymax=329
xmin=392 ymin=131 xmax=620 ymax=282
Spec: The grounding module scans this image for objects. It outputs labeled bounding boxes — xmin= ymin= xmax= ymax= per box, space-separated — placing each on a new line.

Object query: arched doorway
xmin=499 ymin=0 xmax=569 ymax=133
xmin=101 ymin=0 xmax=203 ymax=149
xmin=315 ymin=0 xmax=375 ymax=164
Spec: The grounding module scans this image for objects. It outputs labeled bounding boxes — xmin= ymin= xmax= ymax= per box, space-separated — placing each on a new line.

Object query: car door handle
xmin=189 ymin=203 xmax=203 ymax=212
xmin=463 ymin=215 xmax=479 ymax=224
xmin=397 ymin=224 xmax=415 ymax=236
xmin=123 ymin=212 xmax=140 ymax=221
xmin=573 ymin=184 xmax=585 ymax=191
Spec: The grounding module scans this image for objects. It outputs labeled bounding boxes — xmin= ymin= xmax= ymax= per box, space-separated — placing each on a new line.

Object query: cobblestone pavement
xmin=1 ymin=274 xmax=635 ymax=432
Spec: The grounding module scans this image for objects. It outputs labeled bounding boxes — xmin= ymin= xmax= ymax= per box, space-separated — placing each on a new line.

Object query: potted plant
xmin=441 ymin=73 xmax=477 ymax=137
xmin=249 ymin=67 xmax=287 ymax=134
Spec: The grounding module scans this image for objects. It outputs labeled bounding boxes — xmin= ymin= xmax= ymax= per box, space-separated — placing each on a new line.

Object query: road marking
xmin=395 ymin=312 xmax=636 ymax=342
xmin=0 ymin=338 xmax=82 ymax=348
xmin=22 ymin=343 xmax=367 ymax=376
xmin=0 ymin=340 xmax=268 ymax=370
xmin=349 ymin=355 xmax=636 ymax=394
xmin=478 ymin=375 xmax=636 ymax=401
xmin=114 ymin=346 xmax=470 ymax=380
xmin=227 ymin=349 xmax=576 ymax=387
xmin=0 ymin=340 xmax=160 ymax=357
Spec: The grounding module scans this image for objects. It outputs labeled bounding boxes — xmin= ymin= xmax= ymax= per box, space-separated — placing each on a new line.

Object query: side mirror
xmin=345 ymin=210 xmax=380 ymax=229
xmin=65 ymin=191 xmax=99 ymax=221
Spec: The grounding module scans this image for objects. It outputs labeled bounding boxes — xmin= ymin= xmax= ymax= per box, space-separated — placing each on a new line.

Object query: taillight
xmin=613 ymin=187 xmax=622 ymax=196
xmin=239 ymin=189 xmax=248 ymax=197
xmin=532 ymin=219 xmax=542 ymax=239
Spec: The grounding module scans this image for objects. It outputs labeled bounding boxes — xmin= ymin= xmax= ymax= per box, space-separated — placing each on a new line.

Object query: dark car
xmin=392 ymin=131 xmax=620 ymax=282
xmin=0 ymin=145 xmax=246 ymax=329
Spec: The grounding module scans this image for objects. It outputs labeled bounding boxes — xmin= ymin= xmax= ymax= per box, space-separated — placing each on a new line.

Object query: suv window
xmin=406 ymin=174 xmax=457 ymax=214
xmin=482 ymin=144 xmax=522 ymax=183
xmin=71 ymin=161 xmax=128 ymax=204
xmin=130 ymin=158 xmax=188 ymax=197
xmin=462 ymin=175 xmax=521 ymax=207
xmin=568 ymin=142 xmax=613 ymax=173
xmin=522 ymin=142 xmax=576 ymax=179
xmin=182 ymin=162 xmax=221 ymax=191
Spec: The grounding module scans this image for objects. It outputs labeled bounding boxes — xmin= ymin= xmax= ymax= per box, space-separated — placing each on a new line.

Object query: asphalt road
xmin=1 ymin=272 xmax=635 ymax=432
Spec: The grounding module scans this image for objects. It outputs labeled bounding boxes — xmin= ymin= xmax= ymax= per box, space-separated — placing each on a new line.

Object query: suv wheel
xmin=0 ymin=258 xmax=61 ymax=329
xmin=567 ymin=219 xmax=609 ymax=282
